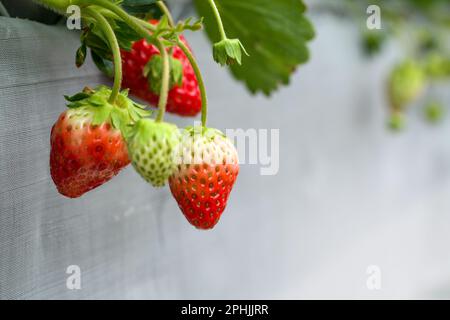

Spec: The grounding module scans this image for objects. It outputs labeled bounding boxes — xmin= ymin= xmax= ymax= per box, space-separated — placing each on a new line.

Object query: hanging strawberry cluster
xmin=38 ymin=0 xmax=247 ymax=230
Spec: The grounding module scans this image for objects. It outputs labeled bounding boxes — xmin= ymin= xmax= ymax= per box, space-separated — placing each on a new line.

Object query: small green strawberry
xmin=127 ymin=118 xmax=180 ymax=187
xmin=388 ymin=59 xmax=426 ymax=110
xmin=424 ymin=101 xmax=445 ymax=124
xmin=387 ymin=111 xmax=406 ymax=131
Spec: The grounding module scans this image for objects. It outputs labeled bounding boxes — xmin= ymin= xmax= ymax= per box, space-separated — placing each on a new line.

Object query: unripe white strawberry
xmin=127 ymin=119 xmax=181 ymax=187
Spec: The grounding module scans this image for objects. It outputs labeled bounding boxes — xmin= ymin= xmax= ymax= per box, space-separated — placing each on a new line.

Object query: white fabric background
xmin=1 ymin=11 xmax=450 ymax=299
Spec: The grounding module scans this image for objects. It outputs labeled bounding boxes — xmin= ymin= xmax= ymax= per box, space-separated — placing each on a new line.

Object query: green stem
xmin=155 ymin=40 xmax=170 ymax=122
xmin=75 ymin=0 xmax=157 ymax=36
xmin=138 ymin=18 xmax=209 ymax=127
xmin=177 ymin=40 xmax=208 ymax=127
xmin=75 ymin=1 xmax=171 ymax=119
xmin=83 ymin=7 xmax=121 ymax=104
xmin=206 ymin=0 xmax=227 ymax=40
xmin=128 ymin=17 xmax=169 ymax=121
xmin=157 ymin=1 xmax=174 ymax=27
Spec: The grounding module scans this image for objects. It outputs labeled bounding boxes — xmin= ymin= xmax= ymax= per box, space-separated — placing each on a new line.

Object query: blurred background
xmin=0 ymin=0 xmax=449 ymax=299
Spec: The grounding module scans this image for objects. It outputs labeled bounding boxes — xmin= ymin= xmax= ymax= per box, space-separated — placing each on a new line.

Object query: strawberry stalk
xmin=76 ymin=0 xmax=171 ymax=120
xmin=206 ymin=0 xmax=227 ymax=41
xmin=154 ymin=39 xmax=170 ymax=122
xmin=156 ymin=1 xmax=175 ymax=27
xmin=177 ymin=40 xmax=208 ymax=127
xmin=151 ymin=2 xmax=209 ymax=126
xmin=124 ymin=17 xmax=170 ymax=122
xmin=75 ymin=0 xmax=157 ymax=35
xmin=138 ymin=18 xmax=209 ymax=127
xmin=39 ymin=0 xmax=199 ymax=123
xmin=205 ymin=0 xmax=248 ymax=66
xmin=82 ymin=7 xmax=122 ymax=104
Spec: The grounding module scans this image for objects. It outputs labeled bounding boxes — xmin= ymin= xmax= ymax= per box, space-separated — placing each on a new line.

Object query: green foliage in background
xmin=344 ymin=0 xmax=450 ymax=130
xmin=194 ymin=0 xmax=315 ymax=95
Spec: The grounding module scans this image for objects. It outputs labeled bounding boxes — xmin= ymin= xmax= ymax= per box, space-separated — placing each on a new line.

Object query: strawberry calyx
xmin=204 ymin=0 xmax=248 ymax=67
xmin=127 ymin=118 xmax=180 ymax=147
xmin=181 ymin=125 xmax=225 ymax=141
xmin=213 ymin=38 xmax=249 ymax=66
xmin=143 ymin=54 xmax=183 ymax=95
xmin=64 ymin=85 xmax=150 ymax=137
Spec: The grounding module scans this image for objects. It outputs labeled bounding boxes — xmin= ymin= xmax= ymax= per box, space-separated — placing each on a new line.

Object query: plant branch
xmin=155 ymin=40 xmax=170 ymax=122
xmin=139 ymin=18 xmax=209 ymax=126
xmin=177 ymin=40 xmax=208 ymax=127
xmin=83 ymin=7 xmax=121 ymax=104
xmin=206 ymin=0 xmax=227 ymax=40
xmin=75 ymin=0 xmax=157 ymax=38
xmin=157 ymin=1 xmax=174 ymax=27
xmin=75 ymin=0 xmax=172 ymax=119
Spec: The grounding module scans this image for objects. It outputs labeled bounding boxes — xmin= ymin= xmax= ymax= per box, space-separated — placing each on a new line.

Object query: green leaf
xmin=91 ymin=49 xmax=114 ymax=77
xmin=66 ymin=101 xmax=84 ymax=109
xmin=110 ymin=20 xmax=142 ymax=51
xmin=89 ymin=95 xmax=107 ymax=107
xmin=76 ymin=44 xmax=87 ymax=68
xmin=64 ymin=92 xmax=91 ymax=102
xmin=194 ymin=0 xmax=315 ymax=95
xmin=83 ymin=31 xmax=112 ymax=59
xmin=121 ymin=0 xmax=160 ymax=15
xmin=82 ymin=20 xmax=140 ymax=65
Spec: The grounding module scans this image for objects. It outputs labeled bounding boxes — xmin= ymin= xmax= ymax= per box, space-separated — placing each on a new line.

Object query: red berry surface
xmin=50 ymin=110 xmax=130 ymax=198
xmin=121 ymin=31 xmax=201 ymax=117
xmin=169 ymin=131 xmax=239 ymax=229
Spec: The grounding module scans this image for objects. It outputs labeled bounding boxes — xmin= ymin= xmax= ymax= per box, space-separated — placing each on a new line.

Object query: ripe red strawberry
xmin=169 ymin=127 xmax=239 ymax=229
xmin=121 ymin=21 xmax=201 ymax=117
xmin=50 ymin=86 xmax=149 ymax=198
